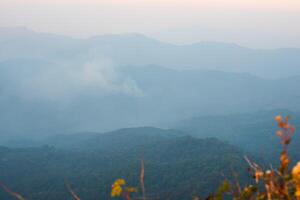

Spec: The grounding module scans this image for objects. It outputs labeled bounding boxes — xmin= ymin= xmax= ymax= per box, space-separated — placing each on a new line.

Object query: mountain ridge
xmin=0 ymin=128 xmax=249 ymax=200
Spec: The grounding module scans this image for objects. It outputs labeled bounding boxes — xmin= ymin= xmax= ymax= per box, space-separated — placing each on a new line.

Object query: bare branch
xmin=140 ymin=159 xmax=146 ymax=200
xmin=0 ymin=181 xmax=26 ymax=200
xmin=65 ymin=181 xmax=81 ymax=200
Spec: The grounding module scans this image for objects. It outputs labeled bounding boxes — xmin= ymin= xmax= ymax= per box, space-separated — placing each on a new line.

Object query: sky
xmin=0 ymin=0 xmax=299 ymax=48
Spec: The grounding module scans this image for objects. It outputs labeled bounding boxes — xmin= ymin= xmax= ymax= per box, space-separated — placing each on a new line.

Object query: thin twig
xmin=65 ymin=180 xmax=81 ymax=200
xmin=140 ymin=159 xmax=146 ymax=200
xmin=0 ymin=181 xmax=25 ymax=200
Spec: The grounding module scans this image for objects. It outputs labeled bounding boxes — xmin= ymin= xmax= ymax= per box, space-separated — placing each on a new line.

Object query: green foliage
xmin=3 ymin=115 xmax=300 ymax=200
xmin=0 ymin=128 xmax=248 ymax=200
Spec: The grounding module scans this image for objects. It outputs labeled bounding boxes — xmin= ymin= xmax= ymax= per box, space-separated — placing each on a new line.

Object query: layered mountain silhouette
xmin=1 ymin=27 xmax=300 ymax=78
xmin=1 ymin=27 xmax=300 ymax=139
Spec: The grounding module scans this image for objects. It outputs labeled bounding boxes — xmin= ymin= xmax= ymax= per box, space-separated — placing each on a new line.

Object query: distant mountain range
xmin=171 ymin=109 xmax=300 ymax=163
xmin=0 ymin=26 xmax=299 ymax=200
xmin=1 ymin=27 xmax=300 ymax=78
xmin=1 ymin=62 xmax=300 ymax=136
xmin=1 ymin=26 xmax=300 ymax=137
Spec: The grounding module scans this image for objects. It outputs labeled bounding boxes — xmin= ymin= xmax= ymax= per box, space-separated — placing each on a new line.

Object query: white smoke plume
xmin=7 ymin=58 xmax=143 ymax=101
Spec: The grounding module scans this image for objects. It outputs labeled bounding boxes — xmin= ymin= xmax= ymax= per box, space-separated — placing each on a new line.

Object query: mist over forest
xmin=0 ymin=25 xmax=300 ymax=200
xmin=1 ymin=27 xmax=300 ymax=138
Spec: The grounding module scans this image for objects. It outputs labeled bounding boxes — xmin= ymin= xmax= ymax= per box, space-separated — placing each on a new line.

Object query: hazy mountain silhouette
xmin=1 ymin=27 xmax=300 ymax=78
xmin=1 ymin=27 xmax=300 ymax=139
xmin=1 ymin=61 xmax=300 ymax=139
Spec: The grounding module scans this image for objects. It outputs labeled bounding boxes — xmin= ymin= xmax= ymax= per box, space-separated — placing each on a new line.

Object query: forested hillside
xmin=0 ymin=128 xmax=249 ymax=200
xmin=173 ymin=110 xmax=300 ymax=162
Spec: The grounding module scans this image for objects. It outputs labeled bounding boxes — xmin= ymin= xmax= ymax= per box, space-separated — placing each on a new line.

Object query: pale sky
xmin=0 ymin=0 xmax=300 ymax=48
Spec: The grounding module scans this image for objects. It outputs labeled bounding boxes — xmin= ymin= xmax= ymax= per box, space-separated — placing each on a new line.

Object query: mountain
xmin=1 ymin=62 xmax=300 ymax=138
xmin=1 ymin=27 xmax=300 ymax=139
xmin=42 ymin=127 xmax=185 ymax=150
xmin=0 ymin=127 xmax=249 ymax=200
xmin=1 ymin=26 xmax=296 ymax=200
xmin=171 ymin=110 xmax=300 ymax=162
xmin=1 ymin=27 xmax=300 ymax=78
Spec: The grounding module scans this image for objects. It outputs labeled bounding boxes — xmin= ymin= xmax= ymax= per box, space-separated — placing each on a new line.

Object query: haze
xmin=1 ymin=0 xmax=299 ymax=48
